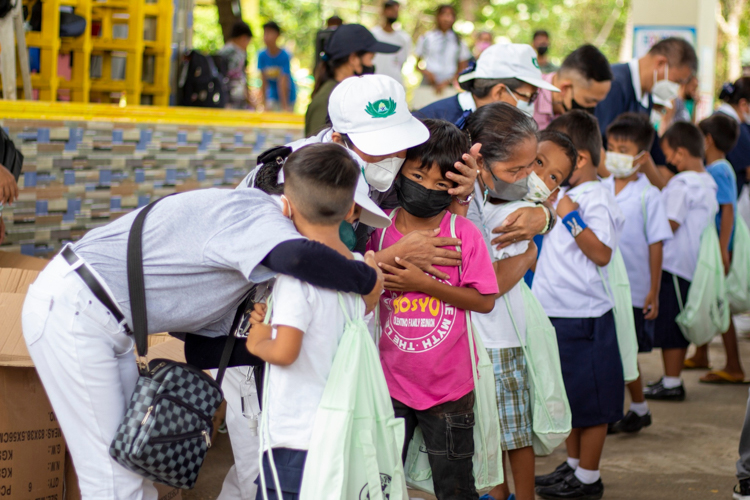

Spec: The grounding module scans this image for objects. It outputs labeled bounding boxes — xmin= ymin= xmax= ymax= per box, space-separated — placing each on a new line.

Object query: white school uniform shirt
xmin=264 ymin=255 xmax=364 ymax=451
xmin=602 ymin=174 xmax=672 ymax=308
xmin=533 ymin=181 xmax=625 ymax=318
xmin=372 ymin=26 xmax=412 ymax=85
xmin=662 ymin=171 xmax=719 ymax=281
xmin=467 ymin=190 xmax=533 ymax=348
xmin=415 ymin=30 xmax=471 ymax=84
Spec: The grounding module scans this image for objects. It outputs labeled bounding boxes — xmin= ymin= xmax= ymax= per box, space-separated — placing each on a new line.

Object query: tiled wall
xmin=0 ymin=119 xmax=303 ymax=257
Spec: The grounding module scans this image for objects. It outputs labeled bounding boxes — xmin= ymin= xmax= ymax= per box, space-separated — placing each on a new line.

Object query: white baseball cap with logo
xmin=328 ymin=74 xmax=430 ymax=157
xmin=458 ymin=43 xmax=560 ymax=93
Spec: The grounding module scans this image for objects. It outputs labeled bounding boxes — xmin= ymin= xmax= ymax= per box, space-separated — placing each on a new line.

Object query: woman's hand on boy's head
xmin=446 ymin=143 xmax=482 ymax=200
xmin=554 ymin=196 xmax=578 ymax=218
xmin=380 ymin=257 xmax=431 ymax=293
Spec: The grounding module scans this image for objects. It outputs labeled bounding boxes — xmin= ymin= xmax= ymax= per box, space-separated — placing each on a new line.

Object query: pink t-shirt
xmin=368 ymin=209 xmax=498 ymax=410
xmin=533 ymin=72 xmax=557 ymax=131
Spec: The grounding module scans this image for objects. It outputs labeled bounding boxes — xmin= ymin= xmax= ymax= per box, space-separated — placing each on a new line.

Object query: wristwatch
xmin=454 ymin=192 xmax=475 ymax=206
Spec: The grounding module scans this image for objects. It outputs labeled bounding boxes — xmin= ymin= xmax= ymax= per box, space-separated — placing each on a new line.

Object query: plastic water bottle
xmin=240 ymin=369 xmax=261 ymax=436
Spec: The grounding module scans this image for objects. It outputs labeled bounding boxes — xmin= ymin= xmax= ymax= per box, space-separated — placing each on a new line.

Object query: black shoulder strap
xmin=214 ymin=291 xmax=255 ymax=386
xmin=126 ymin=195 xmax=174 ymax=359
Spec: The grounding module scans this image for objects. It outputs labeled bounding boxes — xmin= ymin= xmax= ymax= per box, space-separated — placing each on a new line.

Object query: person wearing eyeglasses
xmin=416 ymin=43 xmax=560 ymax=130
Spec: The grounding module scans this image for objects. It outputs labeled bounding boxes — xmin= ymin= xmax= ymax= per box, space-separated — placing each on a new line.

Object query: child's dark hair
xmin=464 ymin=102 xmax=538 ymax=167
xmin=661 ymin=121 xmax=705 ymax=159
xmin=313 ymin=50 xmax=368 ymax=97
xmin=605 ymin=112 xmax=655 ymax=153
xmin=283 ymin=143 xmax=359 ymax=225
xmin=262 ymin=21 xmax=281 ymax=34
xmin=405 ymin=119 xmax=468 ymax=180
xmin=539 ymin=129 xmax=577 ymax=183
xmin=720 ymin=77 xmax=750 ymax=105
xmin=229 ymin=21 xmax=253 ymax=40
xmin=547 ymin=110 xmax=603 ymax=167
xmin=698 ymin=114 xmax=740 ymax=154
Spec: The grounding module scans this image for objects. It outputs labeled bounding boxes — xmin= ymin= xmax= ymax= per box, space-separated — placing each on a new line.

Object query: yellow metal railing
xmin=0 ymin=100 xmax=304 ymax=129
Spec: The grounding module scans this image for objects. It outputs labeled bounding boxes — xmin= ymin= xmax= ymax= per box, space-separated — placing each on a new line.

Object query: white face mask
xmin=605 ymin=151 xmax=641 ymax=178
xmin=524 ymin=171 xmax=557 ymax=203
xmin=652 ymin=65 xmax=680 ymax=102
xmin=362 ymin=156 xmax=406 ymax=192
xmin=650 ymin=109 xmax=664 ymax=129
xmin=506 ymin=87 xmax=535 ymax=117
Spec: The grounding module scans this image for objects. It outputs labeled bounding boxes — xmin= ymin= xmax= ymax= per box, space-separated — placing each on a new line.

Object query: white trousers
xmin=21 ymin=254 xmax=158 ymax=500
xmin=213 ymin=366 xmax=260 ymax=500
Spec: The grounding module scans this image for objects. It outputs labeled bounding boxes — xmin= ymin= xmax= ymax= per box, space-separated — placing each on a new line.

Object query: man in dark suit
xmin=595 ymin=37 xmax=698 ymax=188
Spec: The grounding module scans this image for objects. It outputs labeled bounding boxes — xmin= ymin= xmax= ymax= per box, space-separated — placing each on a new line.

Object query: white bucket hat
xmin=458 ymin=43 xmax=560 ymax=92
xmin=328 ymin=75 xmax=429 ymax=156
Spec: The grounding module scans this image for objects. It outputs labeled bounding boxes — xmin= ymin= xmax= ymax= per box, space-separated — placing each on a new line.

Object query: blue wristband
xmin=562 ymin=210 xmax=587 ymax=237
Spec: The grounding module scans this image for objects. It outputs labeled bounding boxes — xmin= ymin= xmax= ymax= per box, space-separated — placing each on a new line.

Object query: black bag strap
xmin=214 ymin=291 xmax=255 ymax=386
xmin=127 ymin=196 xmax=173 ymax=364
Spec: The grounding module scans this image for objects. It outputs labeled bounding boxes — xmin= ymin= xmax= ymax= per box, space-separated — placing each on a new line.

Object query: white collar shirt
xmin=457 ymin=91 xmax=477 ymax=112
xmin=415 ymin=30 xmax=471 ymax=84
xmin=602 ymin=174 xmax=673 ymax=307
xmin=532 ymin=181 xmax=625 ymax=318
xmin=629 ymin=59 xmax=650 ymax=109
xmin=662 ymin=171 xmax=719 ymax=281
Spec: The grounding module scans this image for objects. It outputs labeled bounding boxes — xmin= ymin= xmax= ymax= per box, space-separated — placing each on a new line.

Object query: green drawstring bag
xmin=727 ymin=216 xmax=750 ymax=314
xmin=674 ymin=224 xmax=730 ymax=346
xmin=505 ymin=283 xmax=572 ymax=456
xmin=258 ymin=294 xmax=409 ymax=500
xmin=597 ymin=249 xmax=640 ymax=383
xmin=402 ymin=214 xmax=504 ymax=494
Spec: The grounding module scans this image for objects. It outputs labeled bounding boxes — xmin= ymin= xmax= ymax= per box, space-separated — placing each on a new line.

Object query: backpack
xmin=726 ymin=216 xmax=750 ymax=313
xmin=258 ymin=295 xmax=409 ymax=500
xmin=397 ymin=212 xmax=504 ymax=494
xmin=505 ymin=283 xmax=572 ymax=456
xmin=673 ymin=187 xmax=730 ymax=345
xmin=178 ymin=50 xmax=226 ymax=108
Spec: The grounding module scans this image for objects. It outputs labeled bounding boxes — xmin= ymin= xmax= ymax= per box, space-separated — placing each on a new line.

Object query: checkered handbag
xmin=108 ymin=196 xmax=243 ymax=489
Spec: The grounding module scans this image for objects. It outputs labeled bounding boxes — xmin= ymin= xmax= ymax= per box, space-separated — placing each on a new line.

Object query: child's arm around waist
xmin=557 ymin=195 xmax=613 ymax=267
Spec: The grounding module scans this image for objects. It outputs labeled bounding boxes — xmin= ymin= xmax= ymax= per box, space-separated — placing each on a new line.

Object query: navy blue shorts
xmin=632 ymin=307 xmax=656 ymax=353
xmin=255 ymin=448 xmax=307 ymax=500
xmin=653 ymin=271 xmax=691 ymax=350
xmin=550 ymin=311 xmax=624 ymax=428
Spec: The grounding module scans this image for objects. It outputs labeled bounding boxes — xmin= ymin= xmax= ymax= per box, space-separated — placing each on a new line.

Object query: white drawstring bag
xmin=505 ymin=283 xmax=572 ymax=456
xmin=597 ymin=249 xmax=640 ymax=383
xmin=727 ymin=216 xmax=750 ymax=314
xmin=674 ymin=223 xmax=730 ymax=346
xmin=258 ymin=295 xmax=409 ymax=500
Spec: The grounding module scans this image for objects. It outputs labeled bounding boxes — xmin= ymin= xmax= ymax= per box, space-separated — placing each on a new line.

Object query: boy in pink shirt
xmin=369 ymin=119 xmax=498 ymax=499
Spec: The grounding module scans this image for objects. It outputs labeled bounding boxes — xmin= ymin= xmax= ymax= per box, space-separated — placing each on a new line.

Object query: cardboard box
xmin=0 ymin=252 xmax=185 ymax=500
xmin=0 ymin=251 xmax=65 ymax=499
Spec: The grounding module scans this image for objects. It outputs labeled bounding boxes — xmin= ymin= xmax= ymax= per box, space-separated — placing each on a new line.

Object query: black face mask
xmin=394 ymin=176 xmax=453 ymax=219
xmin=563 ymin=96 xmax=596 ymax=114
xmin=359 ymin=64 xmax=376 ymax=75
xmin=537 ymin=45 xmax=549 ymax=56
xmin=385 ymin=15 xmax=398 ymax=24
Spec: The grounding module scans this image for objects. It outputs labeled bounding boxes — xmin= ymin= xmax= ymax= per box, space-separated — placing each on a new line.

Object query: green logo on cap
xmin=532 ymin=57 xmax=540 ymax=69
xmin=365 ymin=98 xmax=397 ymax=119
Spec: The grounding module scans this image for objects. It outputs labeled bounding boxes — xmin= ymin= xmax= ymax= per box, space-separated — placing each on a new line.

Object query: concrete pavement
xmin=184 ymin=333 xmax=750 ymax=500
